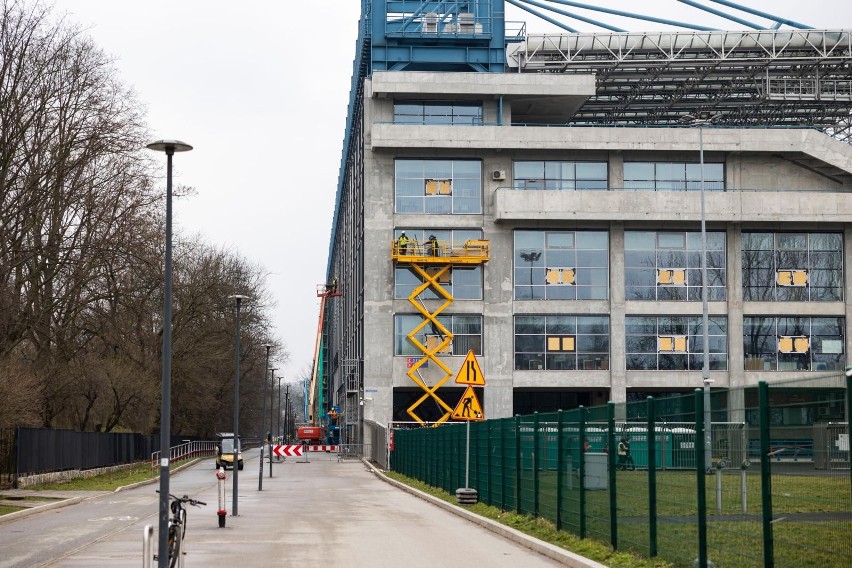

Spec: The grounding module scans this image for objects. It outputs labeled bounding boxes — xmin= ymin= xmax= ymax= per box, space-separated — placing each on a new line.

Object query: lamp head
xmin=146 ymin=139 xmax=193 ymax=153
xmin=845 ymin=365 xmax=852 ymax=378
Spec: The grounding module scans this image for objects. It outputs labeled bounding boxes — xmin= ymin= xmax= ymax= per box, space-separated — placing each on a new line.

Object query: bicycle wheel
xmin=168 ymin=524 xmax=181 ymax=568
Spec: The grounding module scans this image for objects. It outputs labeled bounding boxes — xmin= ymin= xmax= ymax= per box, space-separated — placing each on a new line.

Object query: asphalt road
xmin=0 ymin=450 xmax=592 ymax=568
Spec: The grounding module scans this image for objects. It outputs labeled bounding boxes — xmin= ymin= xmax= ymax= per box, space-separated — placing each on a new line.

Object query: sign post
xmin=453 ymin=350 xmax=485 ymax=505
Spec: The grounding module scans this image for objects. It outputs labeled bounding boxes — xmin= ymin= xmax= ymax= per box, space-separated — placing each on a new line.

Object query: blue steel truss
xmin=371 ymin=1 xmax=507 ymax=72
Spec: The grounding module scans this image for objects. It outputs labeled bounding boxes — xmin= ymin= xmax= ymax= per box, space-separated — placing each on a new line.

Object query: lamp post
xmin=683 ymin=112 xmax=718 ymax=471
xmin=268 ymin=368 xmax=277 ymax=477
xmin=284 ymin=384 xmax=290 ymax=443
xmin=229 ymin=294 xmax=248 ymax=515
xmin=258 ymin=345 xmax=272 ymax=491
xmin=276 ymin=374 xmax=283 ymax=440
xmin=146 ymin=139 xmax=192 ymax=568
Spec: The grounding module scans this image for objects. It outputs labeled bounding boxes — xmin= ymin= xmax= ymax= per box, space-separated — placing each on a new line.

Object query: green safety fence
xmin=391 ymin=373 xmax=852 ymax=568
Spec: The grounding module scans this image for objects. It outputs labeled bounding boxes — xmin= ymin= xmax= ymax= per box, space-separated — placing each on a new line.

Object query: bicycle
xmin=153 ymin=492 xmax=206 ymax=568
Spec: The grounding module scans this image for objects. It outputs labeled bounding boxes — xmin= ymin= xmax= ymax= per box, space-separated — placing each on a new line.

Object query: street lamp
xmin=284 ymin=384 xmax=290 ymax=443
xmin=146 ymin=139 xmax=192 ymax=568
xmin=276 ymin=373 xmax=283 ymax=440
xmin=683 ymin=112 xmax=720 ymax=471
xmin=268 ymin=368 xmax=277 ymax=477
xmin=258 ymin=344 xmax=272 ymax=491
xmin=229 ymin=294 xmax=248 ymax=515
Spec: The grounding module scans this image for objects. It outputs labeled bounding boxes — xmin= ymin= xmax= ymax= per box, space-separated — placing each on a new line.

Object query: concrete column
xmin=845 ymin=227 xmax=852 ymax=362
xmin=726 ymin=223 xmax=746 ymax=423
xmin=609 ymin=151 xmax=624 ymax=190
xmin=609 ymin=222 xmax=627 ymax=406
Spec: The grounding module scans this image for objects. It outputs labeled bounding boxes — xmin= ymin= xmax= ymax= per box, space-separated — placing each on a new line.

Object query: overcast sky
xmin=51 ymin=1 xmax=850 ymax=379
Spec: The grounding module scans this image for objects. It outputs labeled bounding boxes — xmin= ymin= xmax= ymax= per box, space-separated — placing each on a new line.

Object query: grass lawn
xmin=0 ymin=504 xmax=25 ymax=515
xmin=392 ymin=467 xmax=852 ymax=568
xmin=32 ymin=457 xmax=201 ymax=492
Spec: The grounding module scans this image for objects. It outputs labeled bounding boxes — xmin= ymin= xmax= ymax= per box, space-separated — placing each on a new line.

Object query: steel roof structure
xmin=509 ymin=29 xmax=852 ymax=137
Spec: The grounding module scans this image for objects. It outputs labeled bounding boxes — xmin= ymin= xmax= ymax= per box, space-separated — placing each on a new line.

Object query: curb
xmin=0 ymin=491 xmax=107 ymax=526
xmin=362 ymin=459 xmax=608 ymax=568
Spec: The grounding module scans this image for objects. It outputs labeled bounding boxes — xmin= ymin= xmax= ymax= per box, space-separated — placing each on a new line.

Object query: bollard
xmin=142 ymin=524 xmax=154 ymax=568
xmin=217 ymin=467 xmax=227 ymax=527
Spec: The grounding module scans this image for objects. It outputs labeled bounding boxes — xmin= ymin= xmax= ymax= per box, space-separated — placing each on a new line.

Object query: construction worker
xmin=329 ymin=276 xmax=338 ymax=293
xmin=397 ymin=231 xmax=410 ymax=255
xmin=427 ymin=234 xmax=440 ymax=256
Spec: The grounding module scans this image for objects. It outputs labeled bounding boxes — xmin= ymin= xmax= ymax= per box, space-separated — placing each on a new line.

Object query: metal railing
xmin=150 ymin=441 xmax=217 ymax=470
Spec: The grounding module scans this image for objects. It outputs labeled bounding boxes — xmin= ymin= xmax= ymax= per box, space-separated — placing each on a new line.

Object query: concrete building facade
xmin=319 ymin=5 xmax=852 ymax=443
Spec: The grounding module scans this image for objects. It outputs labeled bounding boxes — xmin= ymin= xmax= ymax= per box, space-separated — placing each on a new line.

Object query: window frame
xmin=514 ymin=315 xmax=610 ymax=371
xmin=625 ymin=315 xmax=728 ymax=371
xmin=625 ymin=230 xmax=727 ymax=301
xmin=394 ymin=313 xmax=483 ymax=356
xmin=514 ymin=230 xmax=609 ymax=301
xmin=624 ymin=161 xmax=724 ymax=192
xmin=393 ymin=100 xmax=484 ymax=126
xmin=743 ymin=316 xmax=845 ymax=371
xmin=512 ymin=160 xmax=608 ymax=191
xmin=395 ymin=159 xmax=482 ymax=214
xmin=742 ymin=232 xmax=844 ymax=302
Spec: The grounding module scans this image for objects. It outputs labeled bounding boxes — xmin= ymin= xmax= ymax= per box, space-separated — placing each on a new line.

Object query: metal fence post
xmin=647 ymin=396 xmax=657 ymax=558
xmin=608 ymin=401 xmax=617 ymax=549
xmin=556 ymin=409 xmax=564 ymax=531
xmin=515 ymin=414 xmax=522 ymax=514
xmin=500 ymin=418 xmax=507 ymax=511
xmin=846 ymin=372 xmax=852 ymax=512
xmin=759 ymin=381 xmax=775 ymax=568
xmin=695 ymin=388 xmax=708 ymax=568
xmin=579 ymin=406 xmax=587 ymax=539
xmin=533 ymin=412 xmax=540 ymax=517
xmin=486 ymin=420 xmax=493 ymax=505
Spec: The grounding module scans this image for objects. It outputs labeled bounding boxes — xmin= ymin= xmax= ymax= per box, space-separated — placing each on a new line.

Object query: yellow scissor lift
xmin=391 ymin=237 xmax=489 ymax=424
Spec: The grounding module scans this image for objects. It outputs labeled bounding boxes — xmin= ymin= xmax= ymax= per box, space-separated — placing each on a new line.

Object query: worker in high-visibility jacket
xmin=396 ymin=232 xmax=410 ymax=255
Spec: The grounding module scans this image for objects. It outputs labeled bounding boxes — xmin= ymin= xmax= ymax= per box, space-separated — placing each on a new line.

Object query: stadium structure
xmin=308 ymin=0 xmax=852 ymax=447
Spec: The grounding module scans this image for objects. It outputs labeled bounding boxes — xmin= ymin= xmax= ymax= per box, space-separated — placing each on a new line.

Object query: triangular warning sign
xmin=452 ymin=386 xmax=485 ymax=421
xmin=454 ymin=350 xmax=486 ymax=386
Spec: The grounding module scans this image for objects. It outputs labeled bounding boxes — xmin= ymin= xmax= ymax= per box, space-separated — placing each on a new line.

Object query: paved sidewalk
xmin=1 ymin=453 xmax=606 ymax=568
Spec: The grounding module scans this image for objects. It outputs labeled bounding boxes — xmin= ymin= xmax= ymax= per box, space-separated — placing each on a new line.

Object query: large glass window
xmin=395 ymin=159 xmax=481 ymax=214
xmin=626 ymin=316 xmax=728 ymax=370
xmin=743 ymin=316 xmax=845 ymax=371
xmin=394 ymin=314 xmax=482 ymax=356
xmin=742 ymin=232 xmax=843 ymax=301
xmin=514 ymin=230 xmax=609 ymax=300
xmin=625 ymin=230 xmax=726 ymax=301
xmin=514 ymin=315 xmax=610 ymax=371
xmin=394 ymin=229 xmax=483 ymax=300
xmin=393 ymin=101 xmax=483 ymax=125
xmin=513 ymin=161 xmax=608 ymax=190
xmin=624 ymin=162 xmax=724 ymax=191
